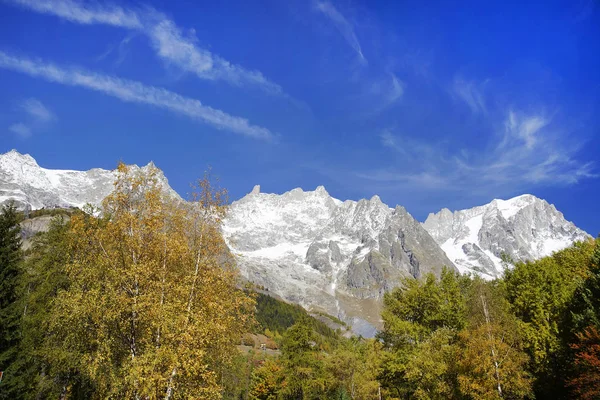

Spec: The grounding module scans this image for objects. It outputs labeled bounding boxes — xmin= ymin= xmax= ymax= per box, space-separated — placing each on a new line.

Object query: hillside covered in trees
xmin=0 ymin=164 xmax=599 ymax=399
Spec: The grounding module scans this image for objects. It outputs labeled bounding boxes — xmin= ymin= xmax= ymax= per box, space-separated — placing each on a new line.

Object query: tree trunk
xmin=480 ymin=294 xmax=503 ymax=398
xmin=164 ymin=239 xmax=203 ymax=398
xmin=164 ymin=367 xmax=177 ymax=400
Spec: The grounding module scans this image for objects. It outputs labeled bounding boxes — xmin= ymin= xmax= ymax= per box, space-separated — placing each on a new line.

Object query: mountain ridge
xmin=423 ymin=194 xmax=590 ymax=278
xmin=222 ymin=184 xmax=456 ymax=335
xmin=0 ymin=150 xmax=591 ymax=334
xmin=0 ymin=149 xmax=179 ymax=210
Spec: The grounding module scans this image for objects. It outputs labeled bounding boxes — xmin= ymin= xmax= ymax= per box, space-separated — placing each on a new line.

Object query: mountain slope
xmin=222 ymin=185 xmax=456 ymax=335
xmin=2 ymin=150 xmax=591 ymax=334
xmin=422 ymin=194 xmax=591 ymax=278
xmin=0 ymin=150 xmax=179 ymax=210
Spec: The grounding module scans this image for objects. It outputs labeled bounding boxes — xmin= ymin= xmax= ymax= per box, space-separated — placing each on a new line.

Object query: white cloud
xmin=20 ymin=98 xmax=56 ymax=122
xmin=452 ymin=77 xmax=487 ymax=114
xmin=10 ymin=0 xmax=283 ymax=94
xmin=96 ymin=34 xmax=136 ymax=66
xmin=501 ymin=111 xmax=548 ymax=150
xmin=353 ymin=73 xmax=404 ymax=117
xmin=7 ymin=98 xmax=55 ymax=138
xmin=380 ymin=130 xmax=397 ymax=149
xmin=315 ymin=1 xmax=366 ymax=64
xmin=12 ymin=0 xmax=142 ymax=28
xmin=9 ymin=123 xmax=32 ymax=138
xmin=0 ymin=51 xmax=274 ymax=140
xmin=363 ymin=110 xmax=595 ymax=196
xmin=380 ymin=73 xmax=404 ymax=107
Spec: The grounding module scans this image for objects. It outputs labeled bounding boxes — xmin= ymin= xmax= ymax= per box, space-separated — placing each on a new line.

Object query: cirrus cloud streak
xmin=363 ymin=111 xmax=596 ymax=197
xmin=314 ymin=1 xmax=366 ymax=64
xmin=9 ymin=0 xmax=284 ymax=95
xmin=0 ymin=51 xmax=274 ymax=140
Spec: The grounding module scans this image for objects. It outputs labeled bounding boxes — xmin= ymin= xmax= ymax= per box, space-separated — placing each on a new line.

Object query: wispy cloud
xmin=380 ymin=130 xmax=397 ymax=150
xmin=360 ymin=111 xmax=595 ymax=196
xmin=501 ymin=110 xmax=548 ymax=150
xmin=0 ymin=51 xmax=274 ymax=140
xmin=96 ymin=34 xmax=136 ymax=66
xmin=7 ymin=98 xmax=56 ymax=138
xmin=12 ymin=0 xmax=143 ymax=28
xmin=9 ymin=123 xmax=32 ymax=138
xmin=451 ymin=77 xmax=487 ymax=114
xmin=368 ymin=73 xmax=404 ymax=110
xmin=314 ymin=1 xmax=366 ymax=64
xmin=20 ymin=98 xmax=56 ymax=122
xmin=348 ymin=73 xmax=404 ymax=118
xmin=10 ymin=0 xmax=284 ymax=95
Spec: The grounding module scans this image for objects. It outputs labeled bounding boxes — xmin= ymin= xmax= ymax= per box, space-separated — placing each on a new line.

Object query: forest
xmin=0 ymin=164 xmax=599 ymax=399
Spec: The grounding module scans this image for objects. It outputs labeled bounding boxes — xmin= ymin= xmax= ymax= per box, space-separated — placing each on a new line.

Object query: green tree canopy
xmin=0 ymin=203 xmax=23 ymax=399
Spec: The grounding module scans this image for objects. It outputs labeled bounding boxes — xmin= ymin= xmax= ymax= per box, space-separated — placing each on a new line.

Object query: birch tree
xmin=457 ymin=279 xmax=532 ymax=400
xmin=44 ymin=163 xmax=254 ymax=399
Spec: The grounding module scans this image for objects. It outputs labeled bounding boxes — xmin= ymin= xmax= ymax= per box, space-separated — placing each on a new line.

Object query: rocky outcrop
xmin=222 ymin=186 xmax=456 ymax=332
xmin=423 ymin=194 xmax=590 ymax=278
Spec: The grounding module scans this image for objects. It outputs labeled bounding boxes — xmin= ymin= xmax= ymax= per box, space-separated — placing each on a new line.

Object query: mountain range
xmin=0 ymin=150 xmax=591 ymax=334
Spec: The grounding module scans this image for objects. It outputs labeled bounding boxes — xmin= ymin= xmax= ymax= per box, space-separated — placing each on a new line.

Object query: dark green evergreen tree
xmin=0 ymin=203 xmax=23 ymax=398
xmin=19 ymin=217 xmax=79 ymax=399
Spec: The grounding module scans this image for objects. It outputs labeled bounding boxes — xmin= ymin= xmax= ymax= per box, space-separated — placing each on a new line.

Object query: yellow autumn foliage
xmin=45 ymin=163 xmax=254 ymax=399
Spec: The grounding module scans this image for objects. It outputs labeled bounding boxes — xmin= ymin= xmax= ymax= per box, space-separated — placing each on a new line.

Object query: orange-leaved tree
xmin=567 ymin=326 xmax=600 ymax=400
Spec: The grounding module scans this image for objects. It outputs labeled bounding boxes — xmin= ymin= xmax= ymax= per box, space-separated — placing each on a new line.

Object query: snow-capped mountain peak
xmin=250 ymin=184 xmax=261 ymax=195
xmin=223 ymin=185 xmax=455 ymax=334
xmin=491 ymin=194 xmax=537 ymax=220
xmin=423 ymin=194 xmax=590 ymax=278
xmin=1 ymin=149 xmax=38 ymax=165
xmin=0 ymin=150 xmax=178 ymax=210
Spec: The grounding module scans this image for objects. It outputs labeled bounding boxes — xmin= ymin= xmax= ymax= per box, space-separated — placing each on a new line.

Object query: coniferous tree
xmin=0 ymin=203 xmax=23 ymax=398
xmin=279 ymin=320 xmax=328 ymax=399
xmin=563 ymin=239 xmax=600 ymax=399
xmin=567 ymin=240 xmax=600 ymax=337
xmin=19 ymin=217 xmax=79 ymax=399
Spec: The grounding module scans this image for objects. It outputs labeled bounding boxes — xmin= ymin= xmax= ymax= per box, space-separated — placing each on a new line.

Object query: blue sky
xmin=1 ymin=0 xmax=599 ymax=235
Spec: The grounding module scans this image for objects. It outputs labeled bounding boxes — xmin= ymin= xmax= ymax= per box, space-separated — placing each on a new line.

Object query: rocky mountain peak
xmin=0 ymin=150 xmax=179 ymax=210
xmin=0 ymin=149 xmax=38 ymax=166
xmin=423 ymin=194 xmax=590 ymax=278
xmin=315 ymin=185 xmax=329 ymax=195
xmin=223 ymin=185 xmax=456 ymax=334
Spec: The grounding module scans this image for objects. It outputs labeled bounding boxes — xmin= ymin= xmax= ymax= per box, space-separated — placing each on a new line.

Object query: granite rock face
xmin=222 ymin=186 xmax=456 ymax=332
xmin=423 ymin=194 xmax=591 ymax=278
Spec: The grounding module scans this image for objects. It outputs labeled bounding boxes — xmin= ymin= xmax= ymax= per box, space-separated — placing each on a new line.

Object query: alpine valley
xmin=0 ymin=150 xmax=590 ymax=334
